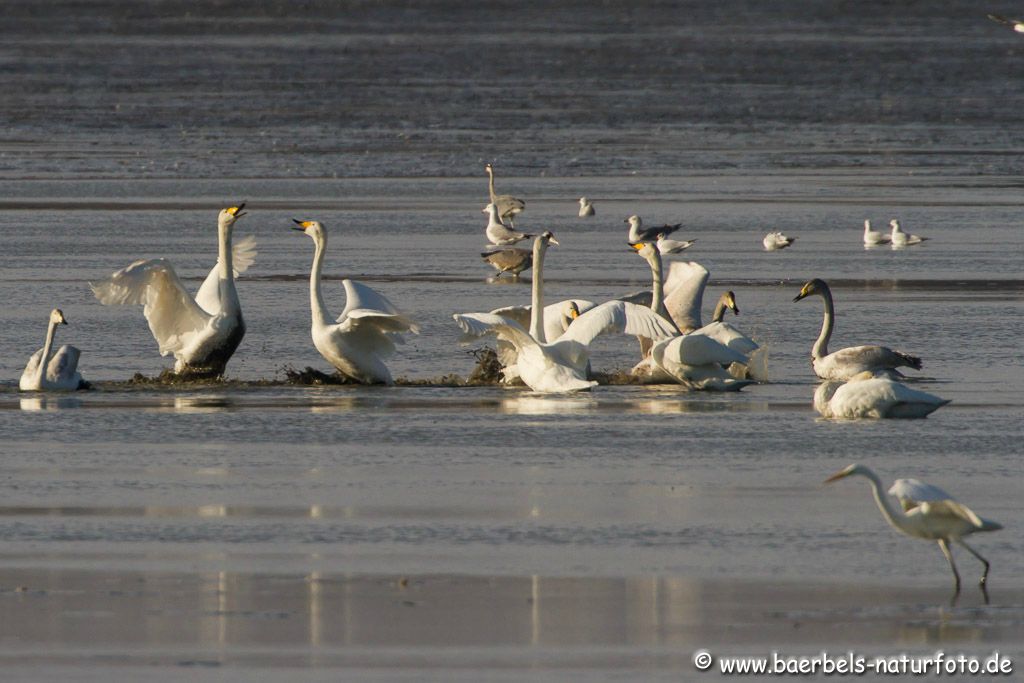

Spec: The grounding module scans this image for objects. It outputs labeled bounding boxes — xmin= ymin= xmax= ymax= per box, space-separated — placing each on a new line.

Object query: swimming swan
xmin=793 ymin=278 xmax=922 ymax=380
xmin=19 ymin=308 xmax=86 ymax=391
xmin=91 ymin=204 xmax=254 ymax=377
xmin=293 ymin=220 xmax=419 ymax=385
xmin=814 ymin=372 xmax=950 ymax=419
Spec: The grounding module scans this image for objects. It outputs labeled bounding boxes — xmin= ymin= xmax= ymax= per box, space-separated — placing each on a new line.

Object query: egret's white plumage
xmin=578 ymin=197 xmax=595 ymax=217
xmin=814 ymin=372 xmax=950 ymax=419
xmin=485 ymin=163 xmax=525 ymax=226
xmin=825 ymin=463 xmax=1002 ymax=592
xmin=793 ymin=278 xmax=922 ymax=380
xmin=91 ymin=205 xmax=252 ymax=377
xmin=293 ymin=220 xmax=418 ymax=385
xmin=863 ymin=219 xmax=890 ymax=246
xmin=20 ymin=308 xmax=85 ymax=391
xmin=889 ymin=219 xmax=928 ymax=248
xmin=762 ymin=231 xmax=796 ymax=251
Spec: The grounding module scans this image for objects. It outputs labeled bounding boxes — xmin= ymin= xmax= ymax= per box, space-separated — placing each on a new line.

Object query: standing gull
xmin=625 ymin=215 xmax=682 ymax=243
xmin=578 ymin=197 xmax=595 ymax=217
xmin=656 ymin=233 xmax=696 ymax=255
xmin=484 ymin=204 xmax=533 ymax=246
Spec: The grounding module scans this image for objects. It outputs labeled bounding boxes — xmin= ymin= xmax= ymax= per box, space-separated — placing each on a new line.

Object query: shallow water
xmin=1 ymin=1 xmax=1023 ymax=680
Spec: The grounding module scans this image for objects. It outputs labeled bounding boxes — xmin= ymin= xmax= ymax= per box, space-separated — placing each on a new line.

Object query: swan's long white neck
xmin=217 ymin=218 xmax=239 ymax=313
xmin=711 ymin=295 xmax=729 ymax=323
xmin=813 ymin=289 xmax=835 ymax=360
xmin=37 ymin=320 xmax=59 ymax=382
xmin=645 ymin=249 xmax=667 ymax=319
xmin=309 ymin=231 xmax=332 ymax=329
xmin=529 ymin=236 xmax=548 ymax=342
xmin=857 ymin=469 xmax=912 ymax=537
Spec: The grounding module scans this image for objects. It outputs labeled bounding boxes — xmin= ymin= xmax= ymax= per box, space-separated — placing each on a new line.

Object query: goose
xmin=484 ymin=204 xmax=533 ymax=246
xmin=91 ymin=204 xmax=254 ymax=377
xmin=763 ymin=231 xmax=796 ymax=251
xmin=292 ymin=219 xmax=419 ymax=385
xmin=454 ymin=232 xmax=677 ymax=393
xmin=19 ymin=308 xmax=86 ymax=391
xmin=481 ymin=247 xmax=532 ymax=280
xmin=825 ymin=464 xmax=1002 ymax=595
xmin=625 ymin=215 xmax=682 ymax=244
xmin=793 ymin=278 xmax=922 ymax=380
xmin=889 ymin=219 xmax=928 ymax=248
xmin=484 ymin=163 xmax=525 ymax=226
xmin=656 ymin=233 xmax=697 ymax=255
xmin=863 ymin=219 xmax=890 ymax=246
xmin=814 ymin=372 xmax=950 ymax=419
xmin=578 ymin=197 xmax=595 ymax=217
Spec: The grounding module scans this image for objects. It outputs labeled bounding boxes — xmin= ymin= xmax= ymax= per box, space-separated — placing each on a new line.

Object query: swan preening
xmin=454 ymin=232 xmax=678 ymax=393
xmin=626 ymin=215 xmax=682 ymax=244
xmin=484 ymin=203 xmax=532 ymax=246
xmin=91 ymin=204 xmax=254 ymax=378
xmin=762 ymin=231 xmax=796 ymax=251
xmin=825 ymin=464 xmax=1002 ymax=594
xmin=20 ymin=308 xmax=86 ymax=391
xmin=889 ymin=219 xmax=928 ymax=248
xmin=793 ymin=278 xmax=922 ymax=381
xmin=485 ymin=163 xmax=525 ymax=226
xmin=578 ymin=197 xmax=595 ymax=217
xmin=814 ymin=372 xmax=949 ymax=419
xmin=293 ymin=219 xmax=418 ymax=385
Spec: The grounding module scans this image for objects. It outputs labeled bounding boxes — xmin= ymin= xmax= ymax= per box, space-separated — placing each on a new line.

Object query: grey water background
xmin=0 ymin=0 xmax=1023 ymax=675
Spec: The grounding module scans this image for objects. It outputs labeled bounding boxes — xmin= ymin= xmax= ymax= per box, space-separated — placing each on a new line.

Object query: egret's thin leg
xmin=955 ymin=539 xmax=991 ymax=586
xmin=938 ymin=539 xmax=961 ymax=593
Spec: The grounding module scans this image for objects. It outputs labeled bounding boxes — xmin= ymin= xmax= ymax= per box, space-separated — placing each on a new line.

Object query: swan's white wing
xmin=195 ymin=234 xmax=257 ymax=314
xmin=691 ymin=321 xmax=760 ymax=355
xmin=46 ymin=345 xmax=81 ymax=382
xmin=662 ymin=261 xmax=708 ymax=332
xmin=492 ymin=300 xmax=598 ymax=342
xmin=338 ymin=280 xmax=419 ymax=334
xmin=21 ymin=348 xmax=44 ymax=386
xmin=452 ymin=312 xmax=538 ymax=351
xmin=558 ymin=301 xmax=677 ymax=347
xmin=667 ymin=334 xmax=750 ymax=367
xmin=91 ymin=258 xmax=211 ymax=357
xmin=617 ymin=290 xmax=652 ymax=307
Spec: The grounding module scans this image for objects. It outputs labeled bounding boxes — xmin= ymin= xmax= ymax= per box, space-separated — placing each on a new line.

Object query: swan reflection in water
xmin=19 ymin=396 xmax=82 ymax=411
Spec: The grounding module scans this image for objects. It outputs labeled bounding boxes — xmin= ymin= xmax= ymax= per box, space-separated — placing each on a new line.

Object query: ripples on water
xmin=0 ymin=1 xmax=1023 ymax=675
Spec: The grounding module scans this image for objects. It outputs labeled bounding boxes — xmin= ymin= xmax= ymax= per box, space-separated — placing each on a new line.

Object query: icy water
xmin=1 ymin=1 xmax=1024 ymax=680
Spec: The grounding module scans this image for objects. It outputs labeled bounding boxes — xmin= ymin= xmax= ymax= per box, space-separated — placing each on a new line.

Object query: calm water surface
xmin=0 ymin=1 xmax=1023 ymax=679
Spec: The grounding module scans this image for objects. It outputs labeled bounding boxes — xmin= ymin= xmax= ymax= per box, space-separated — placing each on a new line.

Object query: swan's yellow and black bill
xmin=630 ymin=242 xmax=644 ymax=251
xmin=793 ymin=283 xmax=813 ymax=302
xmin=227 ymin=203 xmax=247 ymax=218
xmin=292 ymin=219 xmax=312 ymax=231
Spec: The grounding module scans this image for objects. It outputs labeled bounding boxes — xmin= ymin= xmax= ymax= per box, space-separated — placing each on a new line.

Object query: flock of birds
xmin=14 ymin=164 xmax=1001 ymax=594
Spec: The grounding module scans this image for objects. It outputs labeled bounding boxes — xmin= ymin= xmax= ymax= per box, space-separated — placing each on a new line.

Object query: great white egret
xmin=889 ymin=219 xmax=928 ymax=248
xmin=825 ymin=464 xmax=1002 ymax=593
xmin=485 ymin=163 xmax=525 ymax=226
xmin=19 ymin=308 xmax=85 ymax=391
xmin=863 ymin=219 xmax=891 ymax=246
xmin=578 ymin=197 xmax=595 ymax=217
xmin=814 ymin=372 xmax=950 ymax=418
xmin=91 ymin=204 xmax=254 ymax=377
xmin=793 ymin=279 xmax=922 ymax=380
xmin=483 ymin=203 xmax=532 ymax=246
xmin=625 ymin=215 xmax=682 ymax=244
xmin=762 ymin=231 xmax=796 ymax=251
xmin=292 ymin=219 xmax=419 ymax=385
